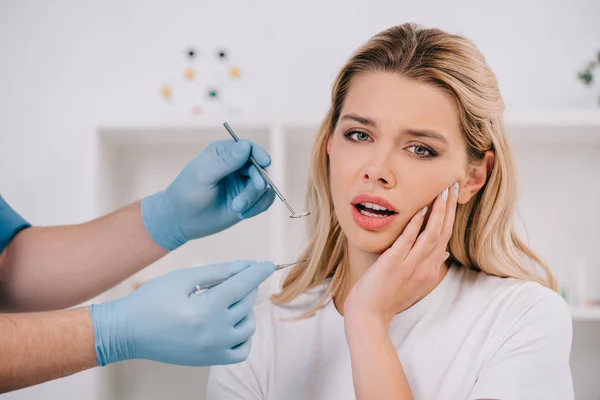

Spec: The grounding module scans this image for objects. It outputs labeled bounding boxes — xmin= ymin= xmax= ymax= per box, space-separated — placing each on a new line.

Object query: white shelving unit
xmin=95 ymin=110 xmax=600 ymax=400
xmin=571 ymin=306 xmax=600 ymax=321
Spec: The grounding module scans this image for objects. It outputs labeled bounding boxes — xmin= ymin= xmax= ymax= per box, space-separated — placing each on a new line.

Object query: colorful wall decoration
xmin=159 ymin=46 xmax=245 ymax=116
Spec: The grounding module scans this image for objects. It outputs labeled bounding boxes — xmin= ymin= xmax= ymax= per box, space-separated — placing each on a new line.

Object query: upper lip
xmin=351 ymin=194 xmax=398 ymax=213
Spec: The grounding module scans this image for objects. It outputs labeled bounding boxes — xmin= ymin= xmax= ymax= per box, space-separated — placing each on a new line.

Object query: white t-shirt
xmin=206 ymin=264 xmax=574 ymax=400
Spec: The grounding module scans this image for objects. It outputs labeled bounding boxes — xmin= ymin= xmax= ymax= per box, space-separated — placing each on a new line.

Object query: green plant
xmin=577 ymin=50 xmax=600 ymax=105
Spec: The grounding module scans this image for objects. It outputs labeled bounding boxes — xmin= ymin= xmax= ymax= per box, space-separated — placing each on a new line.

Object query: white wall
xmin=1 ymin=0 xmax=599 ymax=399
xmin=2 ymin=0 xmax=599 ymax=221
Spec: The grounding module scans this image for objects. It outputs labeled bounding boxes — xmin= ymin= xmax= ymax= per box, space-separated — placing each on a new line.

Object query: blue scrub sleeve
xmin=0 ymin=194 xmax=32 ymax=253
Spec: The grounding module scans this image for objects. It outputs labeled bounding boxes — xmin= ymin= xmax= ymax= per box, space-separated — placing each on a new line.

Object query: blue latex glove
xmin=141 ymin=139 xmax=276 ymax=250
xmin=89 ymin=260 xmax=275 ymax=366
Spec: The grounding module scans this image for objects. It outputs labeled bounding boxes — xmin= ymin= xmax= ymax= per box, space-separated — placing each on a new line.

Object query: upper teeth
xmin=360 ymin=202 xmax=389 ymax=211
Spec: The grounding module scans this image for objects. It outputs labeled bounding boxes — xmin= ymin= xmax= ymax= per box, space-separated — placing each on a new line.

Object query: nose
xmin=361 ymin=151 xmax=396 ymax=188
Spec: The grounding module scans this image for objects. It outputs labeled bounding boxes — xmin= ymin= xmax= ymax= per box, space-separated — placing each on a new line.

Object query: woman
xmin=207 ymin=23 xmax=573 ymax=400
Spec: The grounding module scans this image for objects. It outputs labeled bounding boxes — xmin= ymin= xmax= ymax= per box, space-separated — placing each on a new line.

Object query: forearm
xmin=345 ymin=315 xmax=414 ymax=400
xmin=0 ymin=201 xmax=167 ymax=312
xmin=0 ymin=307 xmax=97 ymax=393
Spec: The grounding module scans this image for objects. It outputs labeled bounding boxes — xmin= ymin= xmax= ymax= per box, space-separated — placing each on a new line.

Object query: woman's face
xmin=327 ymin=72 xmax=470 ymax=255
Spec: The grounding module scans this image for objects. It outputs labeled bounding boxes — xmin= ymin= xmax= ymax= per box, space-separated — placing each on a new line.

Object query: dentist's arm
xmin=0 ymin=307 xmax=96 ymax=393
xmin=0 ymin=139 xmax=275 ymax=312
xmin=0 ymin=260 xmax=275 ymax=394
xmin=0 ymin=201 xmax=166 ymax=312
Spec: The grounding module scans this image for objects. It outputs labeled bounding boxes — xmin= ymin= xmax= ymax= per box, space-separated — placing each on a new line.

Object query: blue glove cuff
xmin=141 ymin=192 xmax=186 ymax=251
xmin=89 ymin=304 xmax=109 ymax=366
xmin=89 ymin=302 xmax=132 ymax=366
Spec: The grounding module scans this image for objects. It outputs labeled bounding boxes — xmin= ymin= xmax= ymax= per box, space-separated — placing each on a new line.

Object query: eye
xmin=344 ymin=130 xmax=372 ymax=142
xmin=407 ymin=144 xmax=436 ymax=158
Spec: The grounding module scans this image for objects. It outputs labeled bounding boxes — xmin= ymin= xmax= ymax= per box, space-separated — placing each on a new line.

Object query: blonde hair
xmin=271 ymin=23 xmax=556 ymax=318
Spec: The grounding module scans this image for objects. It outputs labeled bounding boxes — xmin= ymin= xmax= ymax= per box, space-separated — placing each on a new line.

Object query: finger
xmin=231 ymin=183 xmax=263 ymax=213
xmin=386 ymin=204 xmax=428 ymax=261
xmin=237 ymin=163 xmax=266 ymax=191
xmin=248 ymin=165 xmax=267 ymax=191
xmin=238 ymin=188 xmax=276 ymax=219
xmin=432 ymin=182 xmax=459 ymax=256
xmin=212 ymin=261 xmax=276 ymax=307
xmin=184 ymin=260 xmax=255 ymax=294
xmin=228 ymin=288 xmax=259 ymax=324
xmin=202 ymin=139 xmax=253 ymax=183
xmin=229 ymin=311 xmax=256 ymax=348
xmin=225 ymin=338 xmax=253 ymax=364
xmin=239 ymin=163 xmax=252 ymax=177
xmin=235 ymin=142 xmax=271 ymax=179
xmin=405 ymin=187 xmax=449 ymax=264
xmin=249 ymin=142 xmax=272 ymax=168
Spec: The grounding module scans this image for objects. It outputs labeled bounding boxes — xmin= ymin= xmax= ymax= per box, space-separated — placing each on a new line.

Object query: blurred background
xmin=1 ymin=0 xmax=600 ymax=399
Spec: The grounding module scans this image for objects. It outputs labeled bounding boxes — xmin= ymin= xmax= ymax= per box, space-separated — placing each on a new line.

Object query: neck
xmin=333 ymin=244 xmax=449 ymax=316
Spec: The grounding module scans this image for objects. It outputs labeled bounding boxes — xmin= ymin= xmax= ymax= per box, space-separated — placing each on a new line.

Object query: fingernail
xmin=421 ymin=206 xmax=428 ymax=216
xmin=441 ymin=187 xmax=449 ymax=201
xmin=444 ymin=252 xmax=450 ymax=260
xmin=453 ymin=182 xmax=459 ymax=197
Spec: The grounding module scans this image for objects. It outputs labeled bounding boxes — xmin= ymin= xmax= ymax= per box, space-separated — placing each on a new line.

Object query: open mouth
xmin=354 ymin=202 xmax=397 ymax=218
xmin=350 ymin=194 xmax=399 ymax=230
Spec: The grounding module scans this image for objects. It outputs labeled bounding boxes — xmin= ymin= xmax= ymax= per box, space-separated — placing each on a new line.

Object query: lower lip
xmin=351 ymin=205 xmax=398 ymax=230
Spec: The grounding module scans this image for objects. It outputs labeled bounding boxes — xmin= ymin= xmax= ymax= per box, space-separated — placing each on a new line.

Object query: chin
xmin=344 ymin=224 xmax=399 ymax=255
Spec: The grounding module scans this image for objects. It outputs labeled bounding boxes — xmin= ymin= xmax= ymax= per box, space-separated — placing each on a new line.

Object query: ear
xmin=458 ymin=150 xmax=495 ymax=204
xmin=327 ymin=135 xmax=332 ymax=155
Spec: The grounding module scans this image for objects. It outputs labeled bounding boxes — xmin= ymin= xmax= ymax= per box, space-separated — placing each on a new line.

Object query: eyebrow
xmin=405 ymin=129 xmax=449 ymax=145
xmin=341 ymin=113 xmax=376 ymax=127
xmin=340 ymin=113 xmax=450 ymax=145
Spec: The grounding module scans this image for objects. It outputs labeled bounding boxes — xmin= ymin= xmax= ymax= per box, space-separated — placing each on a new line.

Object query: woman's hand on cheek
xmin=343 ymin=182 xmax=459 ymax=330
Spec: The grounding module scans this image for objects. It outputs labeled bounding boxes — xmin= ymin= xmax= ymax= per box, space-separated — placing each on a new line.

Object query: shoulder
xmin=456 ymin=265 xmax=569 ymax=314
xmin=459 ymin=269 xmax=575 ymax=399
xmin=504 ymin=280 xmax=572 ymax=341
xmin=455 ymin=266 xmax=572 ymax=350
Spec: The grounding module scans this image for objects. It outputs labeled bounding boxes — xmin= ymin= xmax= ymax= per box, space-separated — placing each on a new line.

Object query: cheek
xmin=328 ymin=152 xmax=349 ymax=205
xmin=399 ymin=163 xmax=457 ymax=210
xmin=328 ymin=140 xmax=363 ymax=206
xmin=329 ymin=139 xmax=355 ymax=181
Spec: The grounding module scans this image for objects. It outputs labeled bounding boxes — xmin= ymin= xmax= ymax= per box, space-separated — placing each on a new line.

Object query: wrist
xmin=141 ymin=191 xmax=184 ymax=251
xmin=89 ymin=301 xmax=133 ymax=366
xmin=344 ymin=311 xmax=389 ymax=343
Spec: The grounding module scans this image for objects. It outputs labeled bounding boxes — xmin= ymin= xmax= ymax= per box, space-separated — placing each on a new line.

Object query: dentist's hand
xmin=141 ymin=139 xmax=276 ymax=250
xmin=89 ymin=260 xmax=275 ymax=367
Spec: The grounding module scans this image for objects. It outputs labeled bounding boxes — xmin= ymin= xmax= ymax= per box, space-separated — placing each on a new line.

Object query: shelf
xmin=96 ymin=109 xmax=600 ymax=145
xmin=570 ymin=306 xmax=600 ymax=322
xmin=97 ymin=115 xmax=274 ymax=132
xmin=283 ymin=109 xmax=600 ymax=143
xmin=98 ymin=123 xmax=270 ymax=145
xmin=503 ymin=109 xmax=600 ymax=127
